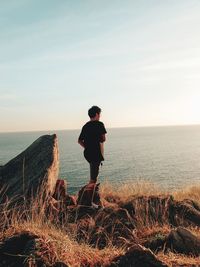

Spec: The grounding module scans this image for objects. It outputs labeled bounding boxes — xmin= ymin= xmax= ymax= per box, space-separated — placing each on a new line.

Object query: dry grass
xmin=157 ymin=252 xmax=200 ymax=267
xmin=137 ymin=226 xmax=200 ymax=266
xmin=0 ymin=181 xmax=200 ymax=266
xmin=0 ymin=221 xmax=122 ymax=267
xmin=136 ymin=224 xmax=171 ymax=241
xmin=100 ymin=180 xmax=163 ymax=203
xmin=100 ymin=180 xmax=200 ymax=204
xmin=0 ymin=189 xmax=123 ymax=267
xmin=100 ymin=181 xmax=200 ymax=266
xmin=173 ymin=184 xmax=200 ymax=202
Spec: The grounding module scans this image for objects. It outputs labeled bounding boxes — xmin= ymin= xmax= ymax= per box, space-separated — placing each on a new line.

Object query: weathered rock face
xmin=92 ymin=207 xmax=136 ymax=248
xmin=119 ymin=195 xmax=200 ymax=228
xmin=0 ymin=231 xmax=69 ymax=267
xmin=76 ymin=206 xmax=136 ymax=249
xmin=166 ymin=227 xmax=200 ymax=256
xmin=107 ymin=244 xmax=168 ymax=267
xmin=0 ymin=232 xmax=39 ymax=267
xmin=77 ymin=182 xmax=102 ymax=207
xmin=143 ymin=233 xmax=167 ymax=252
xmin=170 ymin=199 xmax=200 ymax=227
xmin=0 ymin=134 xmax=59 ymax=204
xmin=120 ymin=195 xmax=174 ymax=227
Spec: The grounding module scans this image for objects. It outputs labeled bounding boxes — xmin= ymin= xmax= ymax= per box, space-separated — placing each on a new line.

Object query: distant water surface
xmin=0 ymin=125 xmax=200 ymax=194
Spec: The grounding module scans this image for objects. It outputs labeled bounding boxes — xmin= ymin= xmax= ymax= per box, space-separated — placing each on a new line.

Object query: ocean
xmin=0 ymin=125 xmax=200 ymax=194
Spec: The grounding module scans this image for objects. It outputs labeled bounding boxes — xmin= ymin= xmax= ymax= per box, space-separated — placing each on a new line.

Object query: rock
xmin=70 ymin=205 xmax=99 ymax=222
xmin=143 ymin=233 xmax=167 ymax=252
xmin=0 ymin=232 xmax=39 ymax=267
xmin=77 ymin=182 xmax=102 ymax=207
xmin=120 ymin=195 xmax=174 ymax=226
xmin=0 ymin=134 xmax=59 ymax=205
xmin=48 ymin=179 xmax=76 ymax=225
xmin=52 ymin=179 xmax=76 ymax=206
xmin=107 ymin=244 xmax=168 ymax=267
xmin=170 ymin=199 xmax=200 ymax=227
xmin=166 ymin=227 xmax=200 ymax=256
xmin=95 ymin=207 xmax=135 ymax=231
xmin=72 ymin=183 xmax=102 ymax=220
xmin=75 ymin=206 xmax=136 ymax=249
xmin=183 ymin=199 xmax=200 ymax=212
xmin=53 ymin=262 xmax=69 ymax=267
xmin=76 ymin=217 xmax=96 ymax=243
xmin=119 ymin=195 xmax=200 ymax=228
xmin=66 ymin=194 xmax=76 ymax=206
xmin=90 ymin=207 xmax=136 ymax=248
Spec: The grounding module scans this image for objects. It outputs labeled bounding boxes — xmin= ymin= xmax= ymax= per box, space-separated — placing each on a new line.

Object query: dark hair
xmin=88 ymin=106 xmax=101 ymax=118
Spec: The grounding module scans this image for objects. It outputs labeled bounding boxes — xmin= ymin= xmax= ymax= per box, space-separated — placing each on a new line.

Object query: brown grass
xmin=173 ymin=184 xmax=200 ymax=202
xmin=101 ymin=180 xmax=200 ymax=203
xmin=0 ymin=188 xmax=123 ymax=267
xmin=1 ymin=222 xmax=122 ymax=267
xmin=0 ymin=181 xmax=200 ymax=266
xmin=100 ymin=180 xmax=163 ymax=203
xmin=158 ymin=252 xmax=200 ymax=267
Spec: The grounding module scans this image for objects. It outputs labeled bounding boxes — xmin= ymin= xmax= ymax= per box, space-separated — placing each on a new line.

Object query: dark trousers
xmin=89 ymin=162 xmax=101 ymax=182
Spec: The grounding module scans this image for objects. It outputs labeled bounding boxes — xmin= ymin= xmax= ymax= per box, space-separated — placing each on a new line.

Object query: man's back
xmin=78 ymin=105 xmax=107 ymax=183
xmin=79 ymin=120 xmax=106 ymax=162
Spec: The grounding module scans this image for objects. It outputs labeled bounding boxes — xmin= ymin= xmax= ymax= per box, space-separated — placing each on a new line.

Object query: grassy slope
xmin=0 ymin=181 xmax=200 ymax=266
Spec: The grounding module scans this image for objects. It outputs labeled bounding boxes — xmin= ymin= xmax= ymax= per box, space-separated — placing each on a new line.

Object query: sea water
xmin=0 ymin=125 xmax=200 ymax=194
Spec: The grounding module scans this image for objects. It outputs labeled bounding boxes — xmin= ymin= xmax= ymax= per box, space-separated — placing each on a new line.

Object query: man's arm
xmin=100 ymin=134 xmax=106 ymax=143
xmin=78 ymin=139 xmax=85 ymax=148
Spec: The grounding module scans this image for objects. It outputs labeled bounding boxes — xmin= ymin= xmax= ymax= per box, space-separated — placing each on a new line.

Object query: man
xmin=78 ymin=106 xmax=107 ymax=183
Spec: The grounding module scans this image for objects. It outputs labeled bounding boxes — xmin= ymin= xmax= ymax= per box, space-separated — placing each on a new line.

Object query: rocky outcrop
xmin=118 ymin=195 xmax=200 ymax=228
xmin=107 ymin=244 xmax=168 ymax=267
xmin=166 ymin=227 xmax=200 ymax=256
xmin=77 ymin=182 xmax=102 ymax=207
xmin=0 ymin=134 xmax=59 ymax=204
xmin=143 ymin=233 xmax=167 ymax=252
xmin=76 ymin=207 xmax=136 ymax=249
xmin=170 ymin=199 xmax=200 ymax=227
xmin=72 ymin=183 xmax=102 ymax=220
xmin=120 ymin=195 xmax=174 ymax=226
xmin=0 ymin=232 xmax=39 ymax=267
xmin=0 ymin=231 xmax=68 ymax=267
xmin=92 ymin=207 xmax=136 ymax=248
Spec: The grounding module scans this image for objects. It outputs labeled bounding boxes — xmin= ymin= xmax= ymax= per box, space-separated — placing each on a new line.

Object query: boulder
xmin=77 ymin=182 xmax=102 ymax=207
xmin=166 ymin=227 xmax=200 ymax=256
xmin=143 ymin=233 xmax=167 ymax=252
xmin=76 ymin=217 xmax=96 ymax=243
xmin=73 ymin=183 xmax=102 ymax=220
xmin=52 ymin=179 xmax=76 ymax=206
xmin=107 ymin=244 xmax=168 ymax=267
xmin=0 ymin=231 xmax=69 ymax=267
xmin=90 ymin=207 xmax=136 ymax=248
xmin=0 ymin=232 xmax=39 ymax=267
xmin=53 ymin=263 xmax=69 ymax=267
xmin=119 ymin=195 xmax=200 ymax=228
xmin=120 ymin=195 xmax=173 ymax=226
xmin=170 ymin=199 xmax=200 ymax=227
xmin=0 ymin=134 xmax=59 ymax=204
xmin=75 ymin=206 xmax=136 ymax=249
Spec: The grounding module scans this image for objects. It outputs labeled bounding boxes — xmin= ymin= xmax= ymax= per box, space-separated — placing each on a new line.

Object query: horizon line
xmin=0 ymin=123 xmax=200 ymax=134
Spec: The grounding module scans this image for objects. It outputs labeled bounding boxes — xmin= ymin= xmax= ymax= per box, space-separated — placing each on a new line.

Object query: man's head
xmin=88 ymin=106 xmax=101 ymax=120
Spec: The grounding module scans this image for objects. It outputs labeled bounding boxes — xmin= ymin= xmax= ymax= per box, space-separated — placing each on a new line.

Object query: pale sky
xmin=1 ymin=0 xmax=200 ymax=132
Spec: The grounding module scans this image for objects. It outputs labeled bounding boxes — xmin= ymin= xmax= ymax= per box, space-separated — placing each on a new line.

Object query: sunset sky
xmin=1 ymin=0 xmax=200 ymax=132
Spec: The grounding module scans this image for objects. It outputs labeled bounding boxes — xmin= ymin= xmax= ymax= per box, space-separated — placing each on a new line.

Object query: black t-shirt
xmin=78 ymin=121 xmax=107 ymax=163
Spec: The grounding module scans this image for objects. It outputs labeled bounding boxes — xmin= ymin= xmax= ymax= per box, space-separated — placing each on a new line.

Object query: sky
xmin=1 ymin=0 xmax=200 ymax=132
